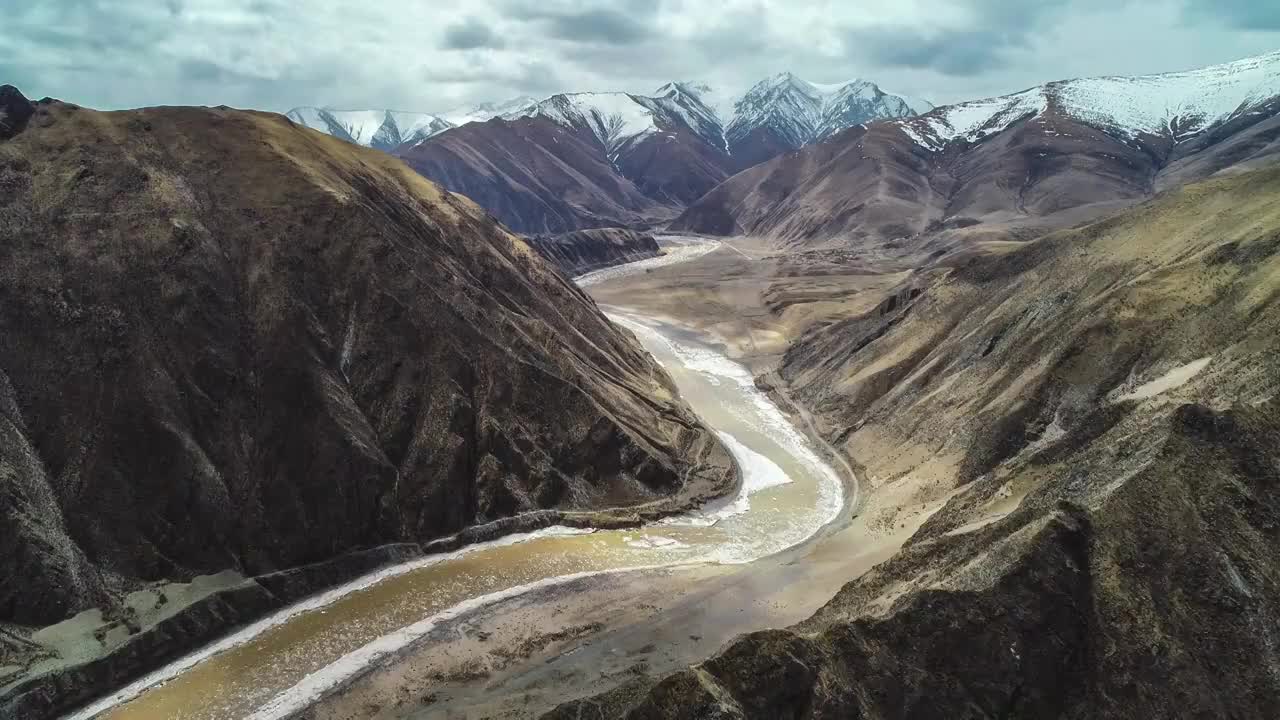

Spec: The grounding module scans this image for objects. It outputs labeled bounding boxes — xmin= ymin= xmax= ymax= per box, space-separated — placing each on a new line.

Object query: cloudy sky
xmin=4 ymin=0 xmax=1279 ymax=115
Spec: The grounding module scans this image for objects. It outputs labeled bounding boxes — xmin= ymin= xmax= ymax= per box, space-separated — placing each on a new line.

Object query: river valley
xmin=63 ymin=236 xmax=880 ymax=720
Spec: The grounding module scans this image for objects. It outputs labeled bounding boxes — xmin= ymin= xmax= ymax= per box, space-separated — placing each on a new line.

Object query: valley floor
xmin=297 ymin=239 xmax=940 ymax=719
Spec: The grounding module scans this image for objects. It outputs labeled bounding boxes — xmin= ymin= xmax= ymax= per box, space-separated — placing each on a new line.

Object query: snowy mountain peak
xmin=289 ymin=72 xmax=929 ymax=160
xmin=442 ymin=96 xmax=538 ymax=126
xmin=506 ymin=92 xmax=662 ymax=160
xmin=899 ymin=49 xmax=1280 ymax=151
xmin=654 ymin=82 xmax=735 ymax=124
xmin=727 ymin=75 xmax=922 ymax=147
xmin=285 ymin=107 xmax=452 ymax=151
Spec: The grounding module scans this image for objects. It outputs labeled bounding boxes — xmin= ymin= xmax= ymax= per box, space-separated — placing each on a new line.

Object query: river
xmin=72 ymin=237 xmax=845 ymax=720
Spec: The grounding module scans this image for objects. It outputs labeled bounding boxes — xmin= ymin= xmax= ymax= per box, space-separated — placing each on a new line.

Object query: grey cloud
xmin=442 ymin=17 xmax=506 ymax=50
xmin=422 ymin=60 xmax=563 ymax=96
xmin=5 ymin=0 xmax=1279 ymax=116
xmin=844 ymin=0 xmax=1099 ymax=77
xmin=504 ymin=0 xmax=659 ymax=45
xmin=543 ymin=8 xmax=653 ymax=44
xmin=1184 ymin=0 xmax=1280 ymax=30
xmin=848 ymin=28 xmax=1019 ymax=77
xmin=177 ymin=59 xmax=266 ymax=84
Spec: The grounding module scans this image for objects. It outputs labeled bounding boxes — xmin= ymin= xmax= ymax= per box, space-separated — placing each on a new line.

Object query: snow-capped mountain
xmin=651 ymin=82 xmax=728 ymax=153
xmin=496 ymin=75 xmax=927 ymax=162
xmin=901 ymin=50 xmax=1280 ymax=151
xmin=674 ymin=50 xmax=1280 ymax=248
xmin=505 ymin=92 xmax=663 ymax=160
xmin=284 ymin=108 xmax=452 ymax=151
xmin=504 ymin=85 xmax=743 ymax=161
xmin=393 ymin=74 xmax=932 ymax=234
xmin=442 ymin=96 xmax=539 ymax=127
xmin=287 ymin=73 xmax=927 ymax=161
xmin=726 ymin=73 xmax=927 ymax=148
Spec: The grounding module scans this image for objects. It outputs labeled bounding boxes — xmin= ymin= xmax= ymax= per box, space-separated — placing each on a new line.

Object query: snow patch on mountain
xmin=507 ymin=93 xmax=660 ymax=159
xmin=490 ymin=76 xmax=928 ymax=160
xmin=658 ymin=82 xmax=737 ymax=126
xmin=1056 ymin=50 xmax=1280 ymax=139
xmin=725 ymin=73 xmax=923 ymax=148
xmin=907 ymin=89 xmax=1048 ymax=150
xmin=900 ymin=50 xmax=1280 ymax=151
xmin=285 ymin=108 xmax=451 ymax=150
xmin=652 ymin=82 xmax=728 ymax=153
xmin=442 ymin=96 xmax=538 ymax=126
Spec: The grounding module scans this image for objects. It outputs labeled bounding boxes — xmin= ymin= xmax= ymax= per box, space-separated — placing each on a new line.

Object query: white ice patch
xmin=661 ymin=431 xmax=793 ymax=527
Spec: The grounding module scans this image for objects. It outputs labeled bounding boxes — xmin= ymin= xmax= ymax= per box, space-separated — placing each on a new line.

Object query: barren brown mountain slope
xmin=0 ymin=86 xmax=734 ymax=712
xmin=396 ymin=117 xmax=703 ymax=235
xmin=548 ymin=162 xmax=1280 ymax=718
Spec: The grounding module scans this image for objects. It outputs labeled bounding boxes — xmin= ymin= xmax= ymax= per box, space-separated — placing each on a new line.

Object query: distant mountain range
xmin=291 ymin=75 xmax=925 ymax=233
xmin=283 ymin=108 xmax=452 ymax=151
xmin=674 ymin=50 xmax=1280 ymax=249
xmin=284 ymin=52 xmax=1280 ymax=241
xmin=287 ymin=75 xmax=924 ymax=158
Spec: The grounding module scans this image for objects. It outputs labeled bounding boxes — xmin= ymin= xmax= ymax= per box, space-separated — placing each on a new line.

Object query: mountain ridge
xmin=671 ymin=49 xmax=1280 ymax=249
xmin=390 ymin=74 xmax=928 ymax=233
xmin=900 ymin=49 xmax=1280 ymax=151
xmin=288 ymin=74 xmax=925 ymax=156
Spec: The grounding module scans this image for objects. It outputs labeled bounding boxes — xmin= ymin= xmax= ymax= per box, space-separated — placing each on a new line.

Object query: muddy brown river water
xmin=72 ymin=238 xmax=844 ymax=720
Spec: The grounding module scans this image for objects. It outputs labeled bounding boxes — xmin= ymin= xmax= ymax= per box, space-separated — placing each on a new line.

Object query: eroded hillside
xmin=0 ymin=88 xmax=734 ymax=632
xmin=548 ymin=161 xmax=1280 ymax=719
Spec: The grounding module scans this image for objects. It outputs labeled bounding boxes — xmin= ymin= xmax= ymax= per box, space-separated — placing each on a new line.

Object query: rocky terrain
xmin=672 ymin=51 xmax=1280 ymax=250
xmin=0 ymin=85 xmax=735 ymax=716
xmin=526 ymin=228 xmax=661 ymax=276
xmin=546 ymin=158 xmax=1280 ymax=718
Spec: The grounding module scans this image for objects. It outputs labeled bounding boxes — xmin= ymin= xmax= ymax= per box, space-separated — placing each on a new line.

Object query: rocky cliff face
xmin=527 ymin=228 xmax=661 ymax=276
xmin=546 ymin=162 xmax=1280 ymax=718
xmin=0 ymin=89 xmax=733 ymax=631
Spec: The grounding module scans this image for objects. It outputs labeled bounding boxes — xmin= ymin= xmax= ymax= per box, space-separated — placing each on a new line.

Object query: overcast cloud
xmin=2 ymin=0 xmax=1277 ymax=115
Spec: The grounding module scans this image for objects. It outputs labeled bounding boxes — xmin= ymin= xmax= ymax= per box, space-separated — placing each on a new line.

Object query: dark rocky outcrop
xmin=0 ymin=93 xmax=735 ymax=714
xmin=0 ymin=86 xmax=34 ymax=140
xmin=527 ymin=228 xmax=661 ymax=276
